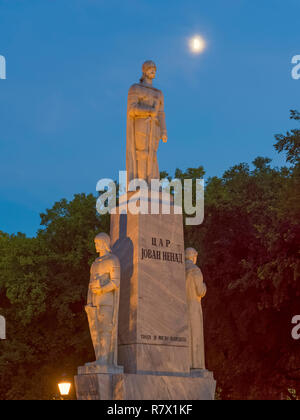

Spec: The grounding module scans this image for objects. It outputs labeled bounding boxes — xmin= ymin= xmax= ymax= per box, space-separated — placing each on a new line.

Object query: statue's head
xmin=185 ymin=247 xmax=198 ymax=265
xmin=94 ymin=232 xmax=111 ymax=254
xmin=140 ymin=60 xmax=157 ymax=83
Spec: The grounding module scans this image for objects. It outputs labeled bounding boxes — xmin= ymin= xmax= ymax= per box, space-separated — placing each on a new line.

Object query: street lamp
xmin=58 ymin=374 xmax=72 ymax=400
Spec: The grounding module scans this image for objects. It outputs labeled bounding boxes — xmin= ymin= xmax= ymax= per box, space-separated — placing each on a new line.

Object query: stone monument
xmin=75 ymin=61 xmax=216 ymax=400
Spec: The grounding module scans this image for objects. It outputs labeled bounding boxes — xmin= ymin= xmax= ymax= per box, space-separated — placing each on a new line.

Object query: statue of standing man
xmin=185 ymin=247 xmax=207 ymax=370
xmin=126 ymin=60 xmax=167 ymax=184
xmin=85 ymin=233 xmax=121 ymax=369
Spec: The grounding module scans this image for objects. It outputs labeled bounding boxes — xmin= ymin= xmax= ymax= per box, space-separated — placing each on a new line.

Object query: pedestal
xmin=75 ymin=194 xmax=216 ymax=400
xmin=110 ymin=193 xmax=189 ymax=374
xmin=75 ymin=370 xmax=216 ymax=400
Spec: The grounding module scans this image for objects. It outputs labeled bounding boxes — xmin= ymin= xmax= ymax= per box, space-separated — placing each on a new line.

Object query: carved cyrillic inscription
xmin=140 ymin=334 xmax=187 ymax=343
xmin=141 ymin=238 xmax=183 ymax=263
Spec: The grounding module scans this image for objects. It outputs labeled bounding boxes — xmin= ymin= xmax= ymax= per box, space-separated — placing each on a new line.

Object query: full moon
xmin=189 ymin=35 xmax=206 ymax=54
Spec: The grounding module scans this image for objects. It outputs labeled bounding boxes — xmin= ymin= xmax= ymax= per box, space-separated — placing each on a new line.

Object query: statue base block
xmin=75 ymin=370 xmax=216 ymax=400
xmin=110 ymin=196 xmax=190 ymax=375
xmin=78 ymin=362 xmax=124 ymax=375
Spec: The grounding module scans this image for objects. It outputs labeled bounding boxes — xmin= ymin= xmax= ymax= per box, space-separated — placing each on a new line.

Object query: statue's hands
xmin=162 ymin=134 xmax=168 ymax=143
xmin=90 ymin=279 xmax=102 ymax=294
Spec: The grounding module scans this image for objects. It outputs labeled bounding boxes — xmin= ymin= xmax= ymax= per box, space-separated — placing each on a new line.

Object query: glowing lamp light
xmin=58 ymin=381 xmax=71 ymax=397
xmin=189 ymin=35 xmax=206 ymax=54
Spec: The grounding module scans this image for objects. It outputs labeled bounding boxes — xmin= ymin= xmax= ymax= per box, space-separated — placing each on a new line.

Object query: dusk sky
xmin=0 ymin=0 xmax=299 ymax=236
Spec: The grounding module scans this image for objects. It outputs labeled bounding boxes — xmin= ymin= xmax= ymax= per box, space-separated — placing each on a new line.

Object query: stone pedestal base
xmin=110 ymin=195 xmax=190 ymax=375
xmin=75 ymin=370 xmax=216 ymax=400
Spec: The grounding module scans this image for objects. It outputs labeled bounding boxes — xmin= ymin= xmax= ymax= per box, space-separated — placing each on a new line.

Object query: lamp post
xmin=58 ymin=374 xmax=72 ymax=400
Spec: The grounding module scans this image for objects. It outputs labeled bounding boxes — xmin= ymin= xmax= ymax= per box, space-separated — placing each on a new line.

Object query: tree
xmin=274 ymin=110 xmax=300 ymax=165
xmin=0 ymin=194 xmax=107 ymax=399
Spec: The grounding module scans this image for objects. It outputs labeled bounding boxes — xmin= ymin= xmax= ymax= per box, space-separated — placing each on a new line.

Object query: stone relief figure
xmin=85 ymin=233 xmax=120 ymax=368
xmin=185 ymin=247 xmax=207 ymax=370
xmin=126 ymin=60 xmax=167 ymax=184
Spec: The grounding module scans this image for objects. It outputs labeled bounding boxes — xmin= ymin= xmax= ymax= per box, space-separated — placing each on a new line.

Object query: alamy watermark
xmin=0 ymin=55 xmax=6 ymax=79
xmin=0 ymin=315 xmax=6 ymax=340
xmin=96 ymin=171 xmax=204 ymax=226
xmin=291 ymin=55 xmax=300 ymax=80
xmin=291 ymin=315 xmax=300 ymax=340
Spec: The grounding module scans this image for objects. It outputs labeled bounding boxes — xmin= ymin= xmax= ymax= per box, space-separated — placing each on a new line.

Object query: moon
xmin=189 ymin=35 xmax=206 ymax=54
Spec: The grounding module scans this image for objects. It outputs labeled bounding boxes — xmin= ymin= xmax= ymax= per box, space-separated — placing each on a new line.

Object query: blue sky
xmin=0 ymin=0 xmax=299 ymax=236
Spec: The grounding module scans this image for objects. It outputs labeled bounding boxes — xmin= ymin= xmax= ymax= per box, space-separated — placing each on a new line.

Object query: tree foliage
xmin=274 ymin=110 xmax=300 ymax=165
xmin=0 ymin=194 xmax=109 ymax=399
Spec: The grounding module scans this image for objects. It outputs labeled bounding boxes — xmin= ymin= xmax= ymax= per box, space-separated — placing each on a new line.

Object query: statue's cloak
xmin=126 ymin=84 xmax=138 ymax=184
